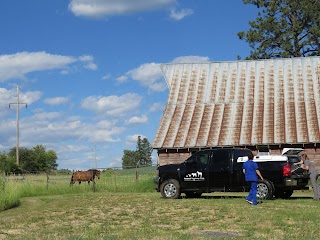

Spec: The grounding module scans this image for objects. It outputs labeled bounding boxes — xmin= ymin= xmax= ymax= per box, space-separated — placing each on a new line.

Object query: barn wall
xmin=158 ymin=152 xmax=190 ymax=166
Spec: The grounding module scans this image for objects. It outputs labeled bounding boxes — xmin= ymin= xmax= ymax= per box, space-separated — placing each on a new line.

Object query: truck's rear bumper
xmin=284 ymin=178 xmax=298 ymax=186
xmin=283 ymin=178 xmax=309 ymax=190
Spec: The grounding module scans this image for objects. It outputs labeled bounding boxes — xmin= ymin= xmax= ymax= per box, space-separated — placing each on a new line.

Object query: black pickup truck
xmin=155 ymin=148 xmax=309 ymax=199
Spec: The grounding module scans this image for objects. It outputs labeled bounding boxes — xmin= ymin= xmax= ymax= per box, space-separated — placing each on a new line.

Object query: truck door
xmin=232 ymin=149 xmax=251 ymax=187
xmin=181 ymin=151 xmax=209 ymax=190
xmin=208 ymin=149 xmax=231 ymax=189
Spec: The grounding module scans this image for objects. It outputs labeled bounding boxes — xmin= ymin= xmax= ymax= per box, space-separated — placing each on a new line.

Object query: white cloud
xmin=69 ymin=0 xmax=177 ymax=18
xmin=0 ymin=52 xmax=99 ymax=82
xmin=149 ymin=82 xmax=167 ymax=92
xmin=108 ymin=156 xmax=123 ymax=168
xmin=0 ymin=88 xmax=42 ymax=112
xmin=60 ymin=69 xmax=70 ymax=75
xmin=79 ymin=55 xmax=94 ymax=62
xmin=121 ymin=56 xmax=209 ymax=92
xmin=20 ymin=91 xmax=43 ymax=105
xmin=102 ymin=74 xmax=111 ymax=80
xmin=44 ymin=97 xmax=69 ymax=106
xmin=125 ymin=115 xmax=148 ymax=125
xmin=61 ymin=145 xmax=91 ymax=152
xmin=169 ymin=8 xmax=193 ymax=21
xmin=126 ymin=63 xmax=167 ymax=92
xmin=4 ymin=112 xmax=125 ymax=146
xmin=116 ymin=75 xmax=128 ymax=82
xmin=172 ymin=55 xmax=210 ymax=63
xmin=0 ymin=105 xmax=127 ymax=169
xmin=81 ymin=93 xmax=142 ymax=117
xmin=96 ymin=119 xmax=118 ymax=128
xmin=149 ymin=102 xmax=164 ymax=112
xmin=0 ymin=52 xmax=77 ymax=82
xmin=33 ymin=111 xmax=63 ymax=120
xmin=83 ymin=127 xmax=124 ymax=143
xmin=125 ymin=134 xmax=147 ymax=146
xmin=79 ymin=55 xmax=97 ymax=70
xmin=84 ymin=62 xmax=97 ymax=70
xmin=0 ymin=88 xmax=16 ymax=109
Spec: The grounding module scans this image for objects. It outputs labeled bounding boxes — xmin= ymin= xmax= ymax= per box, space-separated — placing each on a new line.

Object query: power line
xmin=92 ymin=144 xmax=100 ymax=169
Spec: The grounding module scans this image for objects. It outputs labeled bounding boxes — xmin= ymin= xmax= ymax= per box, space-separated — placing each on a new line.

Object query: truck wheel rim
xmin=257 ymin=183 xmax=268 ymax=198
xmin=164 ymin=183 xmax=176 ymax=197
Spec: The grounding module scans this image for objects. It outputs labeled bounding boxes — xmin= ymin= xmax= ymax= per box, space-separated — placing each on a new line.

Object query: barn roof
xmin=153 ymin=56 xmax=320 ymax=150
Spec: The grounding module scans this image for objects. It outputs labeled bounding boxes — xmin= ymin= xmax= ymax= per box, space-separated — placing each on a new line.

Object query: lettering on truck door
xmin=181 ymin=151 xmax=209 ymax=190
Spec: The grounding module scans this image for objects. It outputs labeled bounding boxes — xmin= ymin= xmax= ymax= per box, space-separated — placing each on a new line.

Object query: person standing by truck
xmin=300 ymin=154 xmax=319 ymax=201
xmin=242 ymin=152 xmax=264 ymax=205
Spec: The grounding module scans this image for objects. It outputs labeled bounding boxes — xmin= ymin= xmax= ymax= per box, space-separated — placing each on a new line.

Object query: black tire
xmin=160 ymin=179 xmax=181 ymax=199
xmin=274 ymin=190 xmax=293 ymax=199
xmin=257 ymin=179 xmax=274 ymax=200
xmin=185 ymin=192 xmax=202 ymax=198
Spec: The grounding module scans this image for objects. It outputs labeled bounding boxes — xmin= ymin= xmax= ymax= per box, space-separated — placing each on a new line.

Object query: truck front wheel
xmin=160 ymin=179 xmax=181 ymax=199
xmin=257 ymin=179 xmax=274 ymax=200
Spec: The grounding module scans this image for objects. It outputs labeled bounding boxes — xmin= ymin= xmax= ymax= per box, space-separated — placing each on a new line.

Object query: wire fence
xmin=1 ymin=165 xmax=158 ymax=193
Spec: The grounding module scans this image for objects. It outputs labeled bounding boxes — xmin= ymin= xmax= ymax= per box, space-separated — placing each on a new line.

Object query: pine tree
xmin=136 ymin=136 xmax=152 ymax=167
xmin=238 ymin=0 xmax=320 ymax=59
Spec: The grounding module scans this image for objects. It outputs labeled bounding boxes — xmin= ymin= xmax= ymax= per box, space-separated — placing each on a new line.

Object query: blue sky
xmin=0 ymin=0 xmax=258 ymax=170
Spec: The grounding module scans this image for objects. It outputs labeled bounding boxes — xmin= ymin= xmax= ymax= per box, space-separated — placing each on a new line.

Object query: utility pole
xmin=92 ymin=144 xmax=99 ymax=169
xmin=9 ymin=85 xmax=27 ymax=165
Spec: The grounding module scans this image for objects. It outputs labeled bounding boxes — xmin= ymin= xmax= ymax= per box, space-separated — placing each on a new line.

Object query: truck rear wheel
xmin=257 ymin=179 xmax=274 ymax=200
xmin=160 ymin=179 xmax=181 ymax=199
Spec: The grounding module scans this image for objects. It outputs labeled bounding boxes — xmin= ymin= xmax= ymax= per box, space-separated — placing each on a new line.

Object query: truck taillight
xmin=283 ymin=164 xmax=291 ymax=177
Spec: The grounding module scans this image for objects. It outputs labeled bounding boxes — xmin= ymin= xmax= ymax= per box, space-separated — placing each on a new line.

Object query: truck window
xmin=288 ymin=156 xmax=301 ymax=164
xmin=185 ymin=151 xmax=209 ymax=166
xmin=233 ymin=149 xmax=252 ymax=170
xmin=210 ymin=149 xmax=230 ymax=168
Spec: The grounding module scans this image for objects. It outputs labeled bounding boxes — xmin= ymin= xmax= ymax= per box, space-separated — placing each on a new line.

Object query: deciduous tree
xmin=7 ymin=145 xmax=58 ymax=172
xmin=122 ymin=136 xmax=153 ymax=168
xmin=122 ymin=150 xmax=140 ymax=169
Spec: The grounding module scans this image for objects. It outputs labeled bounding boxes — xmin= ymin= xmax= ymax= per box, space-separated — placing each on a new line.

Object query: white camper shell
xmin=237 ymin=148 xmax=303 ymax=163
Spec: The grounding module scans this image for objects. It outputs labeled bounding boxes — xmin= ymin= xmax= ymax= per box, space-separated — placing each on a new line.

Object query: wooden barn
xmin=152 ymin=56 xmax=320 ymax=169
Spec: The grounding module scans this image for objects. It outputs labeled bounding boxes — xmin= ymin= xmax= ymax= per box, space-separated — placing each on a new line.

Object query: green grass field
xmin=0 ymin=191 xmax=319 ymax=239
xmin=0 ymin=169 xmax=319 ymax=239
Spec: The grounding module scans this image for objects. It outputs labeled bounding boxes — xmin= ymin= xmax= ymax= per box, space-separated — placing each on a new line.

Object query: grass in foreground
xmin=0 ymin=191 xmax=319 ymax=240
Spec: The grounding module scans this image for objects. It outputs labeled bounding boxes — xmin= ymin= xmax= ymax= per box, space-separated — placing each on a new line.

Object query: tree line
xmin=0 ymin=145 xmax=58 ymax=173
xmin=0 ymin=136 xmax=152 ymax=173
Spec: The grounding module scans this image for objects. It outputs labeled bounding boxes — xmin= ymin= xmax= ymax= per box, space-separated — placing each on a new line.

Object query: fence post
xmin=46 ymin=171 xmax=49 ymax=190
xmin=93 ymin=181 xmax=96 ymax=192
xmin=0 ymin=171 xmax=5 ymax=192
xmin=92 ymin=169 xmax=96 ymax=192
xmin=135 ymin=169 xmax=139 ymax=183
